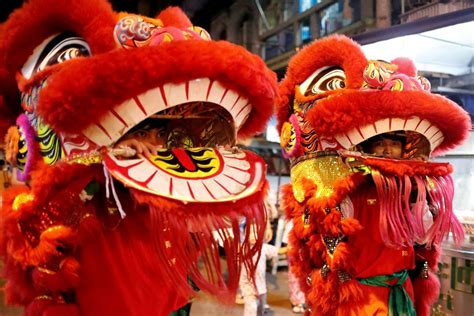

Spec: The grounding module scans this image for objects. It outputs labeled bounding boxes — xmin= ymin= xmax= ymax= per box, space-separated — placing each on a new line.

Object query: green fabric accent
xmin=358 ymin=270 xmax=416 ymax=316
xmin=170 ymin=302 xmax=192 ymax=316
xmin=84 ymin=180 xmax=100 ymax=196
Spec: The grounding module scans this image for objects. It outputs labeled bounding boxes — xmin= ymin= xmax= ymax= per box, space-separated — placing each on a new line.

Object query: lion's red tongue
xmin=103 ymin=147 xmax=266 ymax=203
xmin=171 ymin=148 xmax=197 ymax=172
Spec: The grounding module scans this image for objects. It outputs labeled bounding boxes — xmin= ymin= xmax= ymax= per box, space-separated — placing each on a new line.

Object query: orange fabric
xmin=336 ymin=281 xmax=414 ymax=316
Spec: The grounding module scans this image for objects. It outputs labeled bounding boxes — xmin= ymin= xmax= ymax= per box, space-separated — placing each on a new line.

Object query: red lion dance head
xmin=277 ymin=35 xmax=470 ymax=315
xmin=0 ymin=1 xmax=277 ymax=315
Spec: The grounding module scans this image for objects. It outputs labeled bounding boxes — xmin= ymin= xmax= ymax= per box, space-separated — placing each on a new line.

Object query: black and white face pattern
xmin=21 ymin=32 xmax=91 ymax=80
xmin=298 ymin=66 xmax=346 ymax=97
xmin=19 ymin=32 xmax=91 ymax=166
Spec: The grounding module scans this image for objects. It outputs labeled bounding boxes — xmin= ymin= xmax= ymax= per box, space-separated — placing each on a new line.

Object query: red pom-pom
xmin=412 ymin=272 xmax=440 ymax=316
xmin=391 ymin=57 xmax=417 ymax=77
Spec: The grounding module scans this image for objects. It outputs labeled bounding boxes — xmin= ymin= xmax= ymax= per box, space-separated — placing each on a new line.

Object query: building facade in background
xmin=210 ymin=0 xmax=472 ymax=76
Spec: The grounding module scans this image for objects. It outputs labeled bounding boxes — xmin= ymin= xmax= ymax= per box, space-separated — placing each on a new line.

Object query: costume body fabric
xmin=276 ymin=36 xmax=470 ymax=315
xmin=0 ymin=1 xmax=278 ymax=315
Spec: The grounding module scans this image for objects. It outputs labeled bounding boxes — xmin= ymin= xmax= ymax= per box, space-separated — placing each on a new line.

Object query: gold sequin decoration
xmin=37 ymin=267 xmax=57 ymax=275
xmin=280 ymin=121 xmax=295 ymax=152
xmin=291 ymin=155 xmax=351 ymax=203
xmin=41 ymin=225 xmax=68 ymax=239
xmin=66 ymin=152 xmax=102 ymax=165
xmin=12 ymin=193 xmax=34 ymax=211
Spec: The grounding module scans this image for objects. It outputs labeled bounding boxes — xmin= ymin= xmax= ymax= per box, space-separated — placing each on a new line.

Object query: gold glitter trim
xmin=12 ymin=193 xmax=34 ymax=211
xmin=37 ymin=267 xmax=57 ymax=275
xmin=41 ymin=225 xmax=68 ymax=239
xmin=66 ymin=152 xmax=102 ymax=165
xmin=291 ymin=155 xmax=351 ymax=202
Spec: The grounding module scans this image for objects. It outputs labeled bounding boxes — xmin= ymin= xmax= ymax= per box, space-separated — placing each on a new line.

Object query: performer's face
xmin=120 ymin=127 xmax=166 ymax=147
xmin=369 ymin=137 xmax=403 ymax=158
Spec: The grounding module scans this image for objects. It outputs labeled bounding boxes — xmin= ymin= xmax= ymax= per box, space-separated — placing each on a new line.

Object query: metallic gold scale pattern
xmin=291 ymin=155 xmax=351 ymax=202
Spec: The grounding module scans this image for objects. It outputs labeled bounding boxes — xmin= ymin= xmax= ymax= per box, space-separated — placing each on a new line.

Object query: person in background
xmin=239 ymin=224 xmax=278 ymax=316
xmin=280 ymin=220 xmax=306 ymax=314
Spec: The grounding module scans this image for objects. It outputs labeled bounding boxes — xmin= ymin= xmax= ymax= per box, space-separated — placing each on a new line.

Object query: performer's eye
xmin=22 ymin=32 xmax=91 ymax=79
xmin=134 ymin=130 xmax=149 ymax=138
xmin=299 ymin=66 xmax=346 ymax=96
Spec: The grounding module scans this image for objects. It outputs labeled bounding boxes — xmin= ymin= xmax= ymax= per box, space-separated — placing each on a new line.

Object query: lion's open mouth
xmin=329 ymin=117 xmax=443 ymax=154
xmin=355 ymin=130 xmax=431 ymax=160
xmin=81 ymin=78 xmax=265 ymax=202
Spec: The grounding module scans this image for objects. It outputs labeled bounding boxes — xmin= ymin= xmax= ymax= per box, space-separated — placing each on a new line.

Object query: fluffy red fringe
xmin=360 ymin=156 xmax=452 ymax=177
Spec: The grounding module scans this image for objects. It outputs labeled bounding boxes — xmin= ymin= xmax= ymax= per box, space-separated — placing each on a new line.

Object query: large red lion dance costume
xmin=277 ymin=35 xmax=470 ymax=315
xmin=0 ymin=1 xmax=277 ymax=315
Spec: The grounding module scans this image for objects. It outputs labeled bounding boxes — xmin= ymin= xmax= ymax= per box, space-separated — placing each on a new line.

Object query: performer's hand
xmin=115 ymin=139 xmax=161 ymax=159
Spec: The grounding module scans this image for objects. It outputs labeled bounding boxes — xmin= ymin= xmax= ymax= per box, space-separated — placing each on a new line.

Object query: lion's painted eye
xmin=22 ymin=32 xmax=91 ymax=79
xmin=299 ymin=66 xmax=346 ymax=96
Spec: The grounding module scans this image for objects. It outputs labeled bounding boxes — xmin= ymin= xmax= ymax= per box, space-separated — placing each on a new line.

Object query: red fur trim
xmin=36 ymin=39 xmax=276 ymax=139
xmin=412 ymin=272 xmax=440 ymax=316
xmin=330 ymin=242 xmax=351 ymax=271
xmin=276 ymin=35 xmax=367 ymax=131
xmin=361 ymin=156 xmax=452 ymax=177
xmin=307 ymin=235 xmax=326 ymax=268
xmin=340 ymin=218 xmax=363 ymax=235
xmin=43 ymin=304 xmax=79 ymax=316
xmin=32 ymin=257 xmax=80 ymax=292
xmin=280 ymin=183 xmax=299 ymax=219
xmin=338 ymin=279 xmax=364 ymax=304
xmin=3 ymin=262 xmax=38 ymax=305
xmin=24 ymin=297 xmax=54 ymax=316
xmin=305 ymin=90 xmax=470 ymax=155
xmin=28 ymin=163 xmax=101 ymax=206
xmin=308 ymin=271 xmax=339 ymax=315
xmin=157 ymin=7 xmax=192 ymax=28
xmin=321 ymin=210 xmax=342 ymax=235
xmin=25 ymin=299 xmax=78 ymax=316
xmin=391 ymin=57 xmax=417 ymax=77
